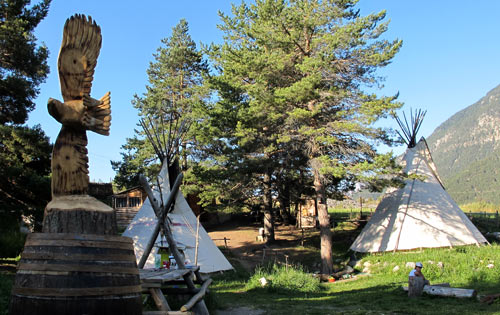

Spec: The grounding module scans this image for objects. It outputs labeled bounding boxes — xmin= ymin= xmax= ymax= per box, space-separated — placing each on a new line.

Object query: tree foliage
xmin=112 ymin=19 xmax=208 ymax=190
xmin=0 ymin=1 xmax=51 ymax=256
xmin=194 ymin=0 xmax=403 ymax=273
xmin=0 ymin=0 xmax=50 ymax=125
xmin=114 ymin=0 xmax=404 ymax=275
xmin=0 ymin=124 xmax=51 ymax=230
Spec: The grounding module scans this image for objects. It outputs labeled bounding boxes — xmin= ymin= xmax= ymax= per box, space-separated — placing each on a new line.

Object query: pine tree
xmin=0 ymin=0 xmax=50 ymax=124
xmin=0 ymin=1 xmax=51 ymax=255
xmin=113 ymin=19 xmax=208 ymax=189
xmin=0 ymin=124 xmax=51 ymax=255
xmin=204 ymin=0 xmax=402 ymax=273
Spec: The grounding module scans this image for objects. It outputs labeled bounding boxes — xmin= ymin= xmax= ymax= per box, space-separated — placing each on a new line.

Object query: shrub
xmin=246 ymin=263 xmax=321 ymax=293
xmin=0 ymin=228 xmax=26 ymax=258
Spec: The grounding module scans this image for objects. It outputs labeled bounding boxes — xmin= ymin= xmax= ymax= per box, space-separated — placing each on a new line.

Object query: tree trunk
xmin=408 ymin=276 xmax=425 ymax=298
xmin=168 ymin=158 xmax=181 ymax=188
xmin=314 ymin=168 xmax=332 ymax=275
xmin=263 ymin=170 xmax=275 ymax=243
xmin=294 ymin=198 xmax=300 ymax=228
xmin=280 ymin=181 xmax=291 ymax=225
xmin=42 ymin=195 xmax=117 ymax=234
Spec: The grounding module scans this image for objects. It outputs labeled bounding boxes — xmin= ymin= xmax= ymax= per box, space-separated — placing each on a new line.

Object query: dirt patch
xmin=207 ymin=219 xmax=322 ymax=272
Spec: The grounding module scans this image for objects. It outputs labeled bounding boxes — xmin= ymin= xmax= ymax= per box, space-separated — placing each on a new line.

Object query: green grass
xmin=3 ymin=221 xmax=500 ymax=314
xmin=211 ymin=243 xmax=500 ymax=314
xmin=461 ymin=201 xmax=500 ymax=213
xmin=246 ymin=264 xmax=321 ymax=293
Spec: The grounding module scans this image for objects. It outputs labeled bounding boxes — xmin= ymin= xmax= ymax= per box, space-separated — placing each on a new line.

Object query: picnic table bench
xmin=141 ymin=266 xmax=212 ymax=315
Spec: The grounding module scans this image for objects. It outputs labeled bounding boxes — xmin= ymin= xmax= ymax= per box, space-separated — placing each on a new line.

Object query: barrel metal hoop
xmin=25 ymin=239 xmax=133 ymax=250
xmin=12 ymin=285 xmax=143 ymax=297
xmin=21 ymin=252 xmax=136 ymax=262
xmin=27 ymin=233 xmax=133 ymax=244
xmin=17 ymin=263 xmax=139 ymax=275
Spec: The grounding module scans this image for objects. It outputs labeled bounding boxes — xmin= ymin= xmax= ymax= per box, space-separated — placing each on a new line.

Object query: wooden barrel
xmin=9 ymin=233 xmax=142 ymax=315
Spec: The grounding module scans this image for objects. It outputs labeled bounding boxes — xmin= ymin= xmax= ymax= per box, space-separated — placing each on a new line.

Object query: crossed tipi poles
xmin=136 ymin=117 xmax=211 ymax=314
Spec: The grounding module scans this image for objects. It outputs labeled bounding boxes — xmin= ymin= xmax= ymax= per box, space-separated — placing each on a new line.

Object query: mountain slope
xmin=426 ymin=84 xmax=500 ymax=204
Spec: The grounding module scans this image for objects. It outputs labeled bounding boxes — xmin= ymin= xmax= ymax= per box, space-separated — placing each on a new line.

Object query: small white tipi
xmin=350 ymin=111 xmax=487 ymax=253
xmin=123 ymin=161 xmax=233 ymax=273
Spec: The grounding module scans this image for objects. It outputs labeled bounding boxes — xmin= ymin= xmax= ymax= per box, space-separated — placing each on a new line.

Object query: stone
xmin=406 ymin=262 xmax=416 ymax=269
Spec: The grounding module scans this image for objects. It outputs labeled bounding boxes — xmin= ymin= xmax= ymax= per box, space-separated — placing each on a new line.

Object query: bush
xmin=0 ymin=224 xmax=26 ymax=258
xmin=0 ymin=273 xmax=14 ymax=315
xmin=246 ymin=263 xmax=321 ymax=293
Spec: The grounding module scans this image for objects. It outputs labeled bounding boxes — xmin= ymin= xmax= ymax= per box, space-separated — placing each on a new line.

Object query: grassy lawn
xmin=210 ymin=243 xmax=500 ymax=314
xmin=2 ymin=220 xmax=500 ymax=314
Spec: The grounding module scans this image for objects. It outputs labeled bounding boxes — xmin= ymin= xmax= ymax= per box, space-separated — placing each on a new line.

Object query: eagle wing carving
xmin=59 ymin=14 xmax=102 ymax=102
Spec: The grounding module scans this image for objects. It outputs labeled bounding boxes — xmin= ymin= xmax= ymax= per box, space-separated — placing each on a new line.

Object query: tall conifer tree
xmin=113 ymin=19 xmax=208 ymax=189
xmin=203 ymin=0 xmax=402 ymax=273
xmin=0 ymin=0 xmax=50 ymax=124
xmin=0 ymin=1 xmax=51 ymax=252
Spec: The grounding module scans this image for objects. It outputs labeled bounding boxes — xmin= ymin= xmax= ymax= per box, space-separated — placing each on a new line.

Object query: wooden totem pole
xmin=42 ymin=13 xmax=115 ymax=234
xmin=9 ymin=15 xmax=142 ymax=315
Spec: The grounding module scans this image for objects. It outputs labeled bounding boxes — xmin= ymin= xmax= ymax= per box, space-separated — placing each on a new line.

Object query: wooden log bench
xmin=140 ymin=267 xmax=211 ymax=314
xmin=403 ymin=284 xmax=476 ymax=298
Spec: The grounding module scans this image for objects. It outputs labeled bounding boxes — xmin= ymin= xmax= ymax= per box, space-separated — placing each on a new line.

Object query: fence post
xmin=359 ymin=197 xmax=363 ymax=218
xmin=301 ymin=228 xmax=305 ymax=247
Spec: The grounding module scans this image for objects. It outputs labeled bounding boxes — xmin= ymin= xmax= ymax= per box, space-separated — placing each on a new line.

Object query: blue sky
xmin=28 ymin=0 xmax=500 ymax=182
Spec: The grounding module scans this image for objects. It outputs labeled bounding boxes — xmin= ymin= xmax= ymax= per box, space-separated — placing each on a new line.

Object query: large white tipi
xmin=350 ymin=111 xmax=487 ymax=253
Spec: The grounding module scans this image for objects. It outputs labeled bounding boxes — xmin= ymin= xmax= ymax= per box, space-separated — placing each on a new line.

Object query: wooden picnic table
xmin=140 ymin=266 xmax=212 ymax=315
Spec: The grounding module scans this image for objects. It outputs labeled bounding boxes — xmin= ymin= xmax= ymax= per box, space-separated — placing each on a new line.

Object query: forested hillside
xmin=426 ymin=84 xmax=500 ymax=204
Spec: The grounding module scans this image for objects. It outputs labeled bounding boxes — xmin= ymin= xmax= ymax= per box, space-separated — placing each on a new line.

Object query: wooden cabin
xmin=112 ymin=186 xmax=147 ymax=229
xmin=297 ymin=199 xmax=318 ymax=228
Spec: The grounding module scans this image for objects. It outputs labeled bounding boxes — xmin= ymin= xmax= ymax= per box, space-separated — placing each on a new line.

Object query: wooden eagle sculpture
xmin=48 ymin=14 xmax=110 ymax=197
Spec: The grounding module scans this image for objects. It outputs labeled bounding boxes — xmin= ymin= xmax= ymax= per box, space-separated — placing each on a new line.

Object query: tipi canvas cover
xmin=350 ymin=138 xmax=487 ymax=253
xmin=123 ymin=162 xmax=233 ymax=273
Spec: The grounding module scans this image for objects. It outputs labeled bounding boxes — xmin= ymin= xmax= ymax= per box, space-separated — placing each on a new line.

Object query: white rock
xmin=259 ymin=277 xmax=268 ymax=287
xmin=393 ymin=265 xmax=400 ymax=272
xmin=437 ymin=262 xmax=444 ymax=268
xmin=363 ymin=261 xmax=371 ymax=267
xmin=406 ymin=262 xmax=416 ymax=269
xmin=427 ymin=260 xmax=434 ymax=264
xmin=362 ymin=267 xmax=370 ymax=273
xmin=487 ymin=264 xmax=494 ymax=269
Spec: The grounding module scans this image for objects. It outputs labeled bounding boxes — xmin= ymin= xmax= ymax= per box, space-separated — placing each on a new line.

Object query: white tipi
xmin=350 ymin=111 xmax=487 ymax=253
xmin=123 ymin=117 xmax=233 ymax=273
xmin=123 ymin=160 xmax=234 ymax=272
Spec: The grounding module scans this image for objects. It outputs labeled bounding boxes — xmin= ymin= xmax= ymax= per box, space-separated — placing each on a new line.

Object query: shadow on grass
xmin=464 ymin=271 xmax=500 ymax=296
xmin=213 ymin=280 xmax=500 ymax=314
